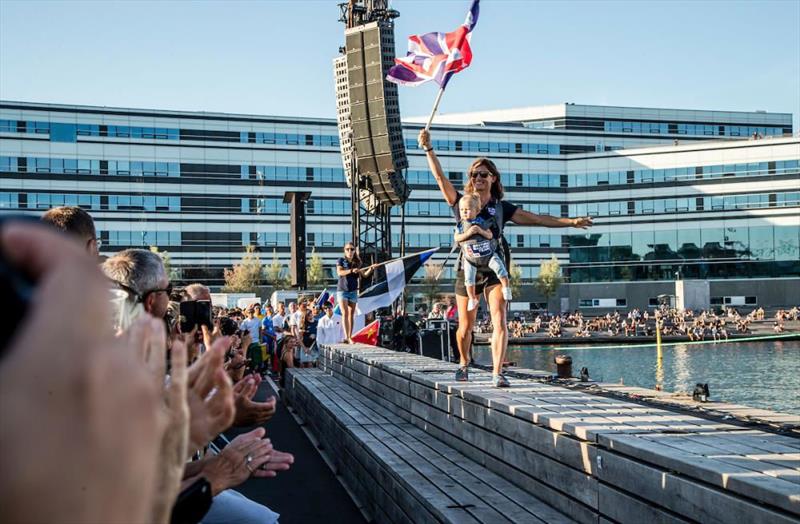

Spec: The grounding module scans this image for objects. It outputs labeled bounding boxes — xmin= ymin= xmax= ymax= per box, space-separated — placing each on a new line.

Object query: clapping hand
xmin=202 ymin=427 xmax=274 ymax=495
xmin=232 ymin=375 xmax=277 ymax=427
xmin=186 ymin=336 xmax=236 ymax=451
xmin=126 ymin=318 xmax=190 ymax=524
xmin=0 ymin=222 xmax=166 ymax=524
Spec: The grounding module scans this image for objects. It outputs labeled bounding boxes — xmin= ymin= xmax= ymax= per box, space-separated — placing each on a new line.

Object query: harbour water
xmin=474 ymin=340 xmax=800 ymax=415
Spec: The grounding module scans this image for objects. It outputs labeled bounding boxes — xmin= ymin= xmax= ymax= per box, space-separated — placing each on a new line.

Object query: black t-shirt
xmin=451 ymin=193 xmax=518 ymax=238
xmin=337 ymin=257 xmax=360 ymax=292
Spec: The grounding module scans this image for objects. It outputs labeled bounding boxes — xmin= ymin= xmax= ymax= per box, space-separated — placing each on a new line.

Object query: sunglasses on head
xmin=469 ymin=170 xmax=492 ymax=179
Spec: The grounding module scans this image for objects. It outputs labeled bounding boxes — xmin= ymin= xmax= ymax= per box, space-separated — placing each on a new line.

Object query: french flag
xmin=387 ymin=0 xmax=480 ymax=88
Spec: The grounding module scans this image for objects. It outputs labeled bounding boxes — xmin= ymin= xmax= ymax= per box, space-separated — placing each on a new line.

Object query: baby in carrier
xmin=454 ymin=193 xmax=512 ymax=311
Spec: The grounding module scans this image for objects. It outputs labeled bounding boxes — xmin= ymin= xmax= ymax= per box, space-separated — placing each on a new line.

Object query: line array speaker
xmin=344 ymin=21 xmax=409 ymax=206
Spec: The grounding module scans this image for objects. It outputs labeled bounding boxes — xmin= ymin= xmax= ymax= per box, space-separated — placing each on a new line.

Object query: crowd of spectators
xmin=473 ymin=304 xmax=798 ymax=341
xmin=0 ymin=206 xmax=343 ymax=524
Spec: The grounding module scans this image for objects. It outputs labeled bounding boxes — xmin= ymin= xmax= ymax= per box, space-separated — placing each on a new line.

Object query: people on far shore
xmin=474 ymin=305 xmax=799 ymax=340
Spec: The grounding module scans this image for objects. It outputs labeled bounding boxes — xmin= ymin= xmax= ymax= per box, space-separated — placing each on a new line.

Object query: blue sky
xmin=1 ymin=0 xmax=798 ymax=127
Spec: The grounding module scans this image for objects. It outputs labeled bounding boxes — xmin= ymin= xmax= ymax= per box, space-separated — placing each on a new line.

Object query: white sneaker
xmin=467 ymin=298 xmax=479 ymax=311
xmin=502 ymin=287 xmax=513 ymax=301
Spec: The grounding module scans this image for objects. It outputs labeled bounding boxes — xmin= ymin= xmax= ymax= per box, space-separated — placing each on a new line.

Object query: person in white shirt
xmin=317 ymin=303 xmax=344 ymax=345
xmin=239 ymin=306 xmax=261 ymax=342
xmin=271 ymin=303 xmax=287 ymax=342
xmin=285 ymin=302 xmax=298 ymax=337
xmin=290 ymin=302 xmax=306 ymax=341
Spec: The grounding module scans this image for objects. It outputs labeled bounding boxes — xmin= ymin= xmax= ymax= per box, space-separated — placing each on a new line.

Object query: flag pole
xmin=424 ymin=86 xmax=446 ymax=131
xmin=367 ymin=248 xmax=439 ymax=270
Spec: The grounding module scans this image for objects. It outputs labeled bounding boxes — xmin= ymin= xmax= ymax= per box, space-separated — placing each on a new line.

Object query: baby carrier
xmin=457 ymin=199 xmax=509 ymax=270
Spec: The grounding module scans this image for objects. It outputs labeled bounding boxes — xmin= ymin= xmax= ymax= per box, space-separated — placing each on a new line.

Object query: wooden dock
xmin=285 ymin=343 xmax=800 ymax=524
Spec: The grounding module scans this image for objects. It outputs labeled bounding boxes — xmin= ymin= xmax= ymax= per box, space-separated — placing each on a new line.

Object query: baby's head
xmin=459 ymin=193 xmax=481 ymax=221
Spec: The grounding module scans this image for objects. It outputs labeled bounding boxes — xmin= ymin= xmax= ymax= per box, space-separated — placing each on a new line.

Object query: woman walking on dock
xmin=418 ymin=129 xmax=592 ymax=386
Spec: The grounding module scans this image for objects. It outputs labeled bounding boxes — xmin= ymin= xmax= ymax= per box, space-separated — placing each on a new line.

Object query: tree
xmin=264 ymin=249 xmax=289 ymax=289
xmin=222 ymin=245 xmax=263 ymax=293
xmin=534 ymin=255 xmax=563 ymax=304
xmin=509 ymin=260 xmax=523 ymax=299
xmin=420 ymin=263 xmax=442 ymax=308
xmin=149 ymin=246 xmax=180 ymax=281
xmin=307 ymin=248 xmax=326 ymax=288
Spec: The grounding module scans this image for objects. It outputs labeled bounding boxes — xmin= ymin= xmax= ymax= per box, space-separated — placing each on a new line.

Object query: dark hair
xmin=465 ymin=158 xmax=504 ymax=200
xmin=344 ymin=242 xmax=362 ymax=268
xmin=41 ymin=206 xmax=96 ymax=240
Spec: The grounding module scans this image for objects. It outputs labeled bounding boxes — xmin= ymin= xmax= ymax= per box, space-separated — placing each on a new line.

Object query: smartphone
xmin=179 ymin=300 xmax=212 ymax=333
xmin=0 ymin=216 xmax=40 ymax=354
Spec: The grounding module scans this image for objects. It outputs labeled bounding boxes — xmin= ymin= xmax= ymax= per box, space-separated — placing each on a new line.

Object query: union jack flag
xmin=386 ymin=0 xmax=480 ymax=88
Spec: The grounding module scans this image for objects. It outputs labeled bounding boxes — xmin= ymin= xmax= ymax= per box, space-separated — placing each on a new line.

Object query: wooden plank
xmin=382 ymin=423 xmax=574 ymax=524
xmin=596 ymin=448 xmax=799 ymax=524
xmin=412 ymin=413 xmax=598 ymax=524
xmin=315 ymin=372 xmax=575 ymax=523
xmin=598 ymin=433 xmax=800 ymax=515
xmin=597 ymin=483 xmax=691 ymax=524
xmin=637 ymin=432 xmax=800 ymax=481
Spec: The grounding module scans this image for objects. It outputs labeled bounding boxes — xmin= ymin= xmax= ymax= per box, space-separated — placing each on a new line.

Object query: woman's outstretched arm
xmin=418 ymin=129 xmax=458 ymax=206
xmin=510 ymin=208 xmax=593 ymax=229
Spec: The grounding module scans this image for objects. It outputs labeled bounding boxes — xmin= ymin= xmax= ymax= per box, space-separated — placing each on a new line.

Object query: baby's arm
xmin=475 ymin=224 xmax=493 ymax=239
xmin=454 ymin=228 xmax=474 ymax=243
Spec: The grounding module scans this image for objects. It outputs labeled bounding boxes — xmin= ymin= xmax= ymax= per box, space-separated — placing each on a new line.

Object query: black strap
xmin=170 ymin=477 xmax=212 ymax=524
xmin=455 ymin=197 xmax=508 ymax=272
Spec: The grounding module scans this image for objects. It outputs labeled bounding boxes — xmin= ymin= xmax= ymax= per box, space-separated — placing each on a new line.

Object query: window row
xmin=245 ymin=132 xmax=339 ymax=147
xmin=0 ymin=118 xmax=344 ymax=146
xmin=108 ymin=195 xmax=181 ymax=212
xmin=103 ymin=230 xmax=182 ymax=247
xmin=567 ymin=225 xmax=799 ymax=262
xmin=566 ymin=260 xmax=800 ymax=283
xmin=571 ymin=159 xmax=799 ymax=187
xmin=603 ymin=120 xmax=785 ymax=137
xmin=405 ymin=138 xmax=561 ymax=155
xmin=247 ymin=165 xmax=346 ymax=183
xmin=569 ymin=191 xmax=798 ymax=217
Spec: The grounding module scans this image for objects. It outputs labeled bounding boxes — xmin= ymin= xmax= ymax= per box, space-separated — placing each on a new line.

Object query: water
xmin=473 ymin=340 xmax=800 ymax=415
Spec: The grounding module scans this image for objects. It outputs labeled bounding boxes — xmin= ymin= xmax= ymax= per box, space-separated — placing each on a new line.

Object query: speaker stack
xmin=335 ymin=20 xmax=409 ymax=207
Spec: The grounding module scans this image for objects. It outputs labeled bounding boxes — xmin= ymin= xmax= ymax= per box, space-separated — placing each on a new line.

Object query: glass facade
xmin=566 ymin=225 xmax=800 ymax=282
xmin=1 ymin=101 xmax=797 ymax=297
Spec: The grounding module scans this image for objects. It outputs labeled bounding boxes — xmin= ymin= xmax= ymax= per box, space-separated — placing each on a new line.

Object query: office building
xmin=1 ymin=101 xmax=797 ymax=309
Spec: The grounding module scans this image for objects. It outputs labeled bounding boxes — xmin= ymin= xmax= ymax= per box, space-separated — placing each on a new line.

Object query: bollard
xmin=555 ymin=354 xmax=573 ymax=378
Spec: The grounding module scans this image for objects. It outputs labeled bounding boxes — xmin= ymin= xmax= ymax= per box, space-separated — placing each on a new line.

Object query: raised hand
xmin=572 ymin=216 xmax=593 ymax=229
xmin=0 ymin=221 xmax=165 ymax=524
xmin=141 ymin=327 xmax=190 ymax=524
xmin=187 ymin=336 xmax=236 ymax=451
xmin=418 ymin=128 xmax=431 ymax=150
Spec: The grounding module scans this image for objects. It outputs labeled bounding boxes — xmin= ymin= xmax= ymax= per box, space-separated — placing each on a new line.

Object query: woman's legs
xmin=485 ymin=284 xmax=508 ymax=376
xmin=340 ymin=299 xmax=353 ymax=342
xmin=454 ymin=294 xmax=478 ymax=367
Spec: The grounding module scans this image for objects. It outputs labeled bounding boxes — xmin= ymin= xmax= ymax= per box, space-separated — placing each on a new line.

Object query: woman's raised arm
xmin=510 ymin=208 xmax=593 ymax=229
xmin=418 ymin=129 xmax=458 ymax=206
